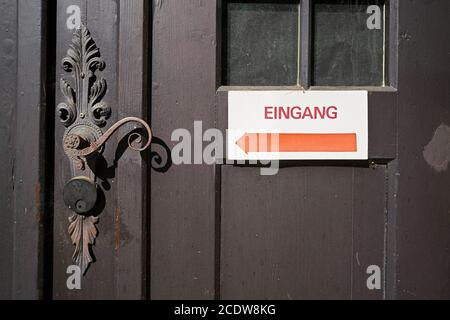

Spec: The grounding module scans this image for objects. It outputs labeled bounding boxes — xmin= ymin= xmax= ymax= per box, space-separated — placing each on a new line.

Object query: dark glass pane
xmin=313 ymin=0 xmax=386 ymax=86
xmin=223 ymin=1 xmax=299 ymax=86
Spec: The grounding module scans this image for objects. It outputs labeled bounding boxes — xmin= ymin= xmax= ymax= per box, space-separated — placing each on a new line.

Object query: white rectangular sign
xmin=228 ymin=91 xmax=368 ymax=161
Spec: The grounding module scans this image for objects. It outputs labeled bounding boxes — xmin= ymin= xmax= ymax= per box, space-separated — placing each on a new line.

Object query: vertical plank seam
xmin=40 ymin=0 xmax=56 ymax=300
xmin=11 ymin=0 xmax=19 ymax=298
xmin=383 ymin=164 xmax=389 ymax=300
xmin=350 ymin=168 xmax=355 ymax=300
xmin=214 ymin=164 xmax=222 ymax=300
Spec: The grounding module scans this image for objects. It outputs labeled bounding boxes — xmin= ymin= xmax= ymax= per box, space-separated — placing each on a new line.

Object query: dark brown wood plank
xmin=53 ymin=0 xmax=89 ymax=300
xmin=368 ymin=92 xmax=397 ymax=160
xmin=151 ymin=0 xmax=218 ymax=299
xmin=393 ymin=0 xmax=450 ymax=299
xmin=9 ymin=0 xmax=49 ymax=300
xmin=84 ymin=0 xmax=122 ymax=299
xmin=0 ymin=0 xmax=18 ymax=300
xmin=221 ymin=166 xmax=352 ymax=300
xmin=53 ymin=0 xmax=121 ymax=300
xmin=116 ymin=0 xmax=149 ymax=300
xmin=367 ymin=0 xmax=399 ymax=160
xmin=53 ymin=0 xmax=148 ymax=300
xmin=352 ymin=166 xmax=386 ymax=300
xmin=221 ymin=165 xmax=386 ymax=299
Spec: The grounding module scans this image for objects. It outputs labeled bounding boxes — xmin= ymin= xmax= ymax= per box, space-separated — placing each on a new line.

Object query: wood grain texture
xmin=352 ymin=165 xmax=386 ymax=299
xmin=116 ymin=0 xmax=149 ymax=300
xmin=53 ymin=0 xmax=144 ymax=300
xmin=394 ymin=0 xmax=450 ymax=299
xmin=220 ymin=165 xmax=386 ymax=299
xmin=0 ymin=0 xmax=17 ymax=300
xmin=151 ymin=0 xmax=217 ymax=300
xmin=10 ymin=0 xmax=49 ymax=300
xmin=53 ymin=0 xmax=87 ymax=300
xmin=53 ymin=0 xmax=148 ymax=300
xmin=2 ymin=0 xmax=445 ymax=301
xmin=368 ymin=91 xmax=397 ymax=159
xmin=215 ymin=1 xmax=389 ymax=300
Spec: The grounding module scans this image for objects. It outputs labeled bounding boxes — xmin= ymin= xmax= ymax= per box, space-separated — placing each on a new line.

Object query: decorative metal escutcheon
xmin=58 ymin=24 xmax=152 ymax=275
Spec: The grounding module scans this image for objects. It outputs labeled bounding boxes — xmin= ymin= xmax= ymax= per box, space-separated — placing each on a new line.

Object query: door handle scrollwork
xmin=58 ymin=25 xmax=152 ymax=275
xmin=63 ymin=117 xmax=152 ymax=165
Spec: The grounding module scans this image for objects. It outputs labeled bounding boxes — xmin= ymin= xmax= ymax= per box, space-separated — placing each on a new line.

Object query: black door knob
xmin=63 ymin=176 xmax=98 ymax=215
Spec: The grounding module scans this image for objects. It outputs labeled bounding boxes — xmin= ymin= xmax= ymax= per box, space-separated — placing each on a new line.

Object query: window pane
xmin=313 ymin=0 xmax=386 ymax=86
xmin=223 ymin=1 xmax=300 ymax=86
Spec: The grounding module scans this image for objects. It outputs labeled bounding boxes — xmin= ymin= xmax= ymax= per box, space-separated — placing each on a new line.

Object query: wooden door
xmin=150 ymin=0 xmax=450 ymax=300
xmin=1 ymin=0 xmax=450 ymax=300
xmin=151 ymin=0 xmax=392 ymax=300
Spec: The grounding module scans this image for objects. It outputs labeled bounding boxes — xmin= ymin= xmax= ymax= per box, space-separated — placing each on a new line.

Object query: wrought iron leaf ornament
xmin=58 ymin=24 xmax=111 ymax=129
xmin=68 ymin=215 xmax=99 ymax=275
xmin=58 ymin=24 xmax=109 ymax=275
xmin=58 ymin=25 xmax=153 ymax=276
xmin=58 ymin=79 xmax=77 ymax=127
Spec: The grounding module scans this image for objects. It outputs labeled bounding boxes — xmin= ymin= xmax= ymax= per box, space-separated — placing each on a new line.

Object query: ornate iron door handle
xmin=58 ymin=25 xmax=152 ymax=275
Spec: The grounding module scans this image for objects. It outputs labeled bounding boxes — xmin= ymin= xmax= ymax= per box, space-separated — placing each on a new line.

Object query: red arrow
xmin=236 ymin=133 xmax=357 ymax=153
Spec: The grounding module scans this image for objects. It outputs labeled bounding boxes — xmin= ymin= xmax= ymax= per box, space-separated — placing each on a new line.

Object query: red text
xmin=264 ymin=106 xmax=338 ymax=120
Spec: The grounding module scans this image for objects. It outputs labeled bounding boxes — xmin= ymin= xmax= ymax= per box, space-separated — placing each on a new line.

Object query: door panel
xmin=54 ymin=0 xmax=118 ymax=299
xmin=0 ymin=0 xmax=49 ymax=300
xmin=0 ymin=0 xmax=17 ymax=300
xmin=151 ymin=0 xmax=388 ymax=300
xmin=395 ymin=0 xmax=450 ymax=299
xmin=221 ymin=165 xmax=386 ymax=299
xmin=31 ymin=0 xmax=450 ymax=300
xmin=53 ymin=0 xmax=148 ymax=300
xmin=151 ymin=0 xmax=217 ymax=300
